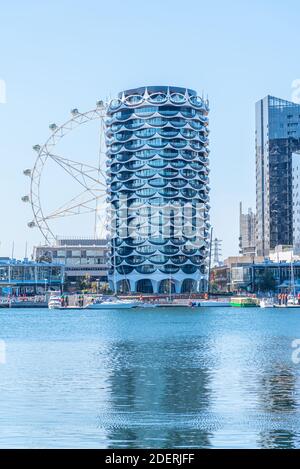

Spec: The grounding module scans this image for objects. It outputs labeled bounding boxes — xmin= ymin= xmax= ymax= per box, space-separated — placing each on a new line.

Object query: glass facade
xmin=256 ymin=96 xmax=300 ymax=256
xmin=106 ymin=86 xmax=210 ymax=293
xmin=34 ymin=240 xmax=109 ymax=283
xmin=0 ymin=258 xmax=64 ymax=294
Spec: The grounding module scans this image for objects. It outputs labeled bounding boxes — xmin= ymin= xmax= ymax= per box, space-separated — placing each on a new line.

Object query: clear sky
xmin=0 ymin=0 xmax=300 ymax=259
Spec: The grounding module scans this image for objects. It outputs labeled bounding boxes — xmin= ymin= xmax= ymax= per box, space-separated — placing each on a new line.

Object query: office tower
xmin=255 ymin=96 xmax=300 ymax=256
xmin=292 ymin=152 xmax=300 ymax=254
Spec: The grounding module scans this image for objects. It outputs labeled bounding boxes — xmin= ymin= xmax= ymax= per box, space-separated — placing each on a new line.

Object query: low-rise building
xmin=0 ymin=257 xmax=64 ymax=296
xmin=224 ymin=255 xmax=264 ymax=291
xmin=251 ymin=261 xmax=300 ymax=293
xmin=211 ymin=253 xmax=300 ymax=294
xmin=210 ymin=265 xmax=230 ymax=293
xmin=33 ymin=238 xmax=109 ymax=289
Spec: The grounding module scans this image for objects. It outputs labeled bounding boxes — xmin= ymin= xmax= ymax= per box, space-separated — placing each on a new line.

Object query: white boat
xmin=287 ymin=295 xmax=299 ymax=306
xmin=86 ymin=297 xmax=142 ymax=309
xmin=48 ymin=293 xmax=62 ymax=309
xmin=259 ymin=298 xmax=275 ymax=308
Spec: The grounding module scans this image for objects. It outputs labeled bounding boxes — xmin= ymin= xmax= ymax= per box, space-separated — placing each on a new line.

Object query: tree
xmin=259 ymin=270 xmax=276 ymax=292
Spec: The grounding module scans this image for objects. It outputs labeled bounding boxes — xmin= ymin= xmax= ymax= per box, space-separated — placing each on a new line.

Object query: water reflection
xmin=94 ymin=310 xmax=300 ymax=449
xmin=1 ymin=307 xmax=299 ymax=448
xmin=257 ymin=365 xmax=299 ymax=448
xmin=97 ymin=338 xmax=214 ymax=448
xmin=259 ymin=430 xmax=298 ymax=449
xmin=260 ymin=366 xmax=297 ymax=413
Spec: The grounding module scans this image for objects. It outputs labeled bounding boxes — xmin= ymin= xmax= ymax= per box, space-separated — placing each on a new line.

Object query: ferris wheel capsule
xmin=27 ymin=221 xmax=36 ymax=228
xmin=21 ymin=195 xmax=30 ymax=203
xmin=33 ymin=144 xmax=41 ymax=152
xmin=49 ymin=123 xmax=57 ymax=131
xmin=23 ymin=169 xmax=32 ymax=177
xmin=70 ymin=108 xmax=79 ymax=115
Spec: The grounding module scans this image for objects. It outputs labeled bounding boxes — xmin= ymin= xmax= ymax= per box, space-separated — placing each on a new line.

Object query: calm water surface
xmin=0 ymin=306 xmax=299 ymax=448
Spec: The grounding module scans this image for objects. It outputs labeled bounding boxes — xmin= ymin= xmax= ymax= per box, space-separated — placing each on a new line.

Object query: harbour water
xmin=0 ymin=306 xmax=299 ymax=448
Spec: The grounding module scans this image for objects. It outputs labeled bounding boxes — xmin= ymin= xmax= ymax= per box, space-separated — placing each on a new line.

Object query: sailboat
xmin=274 ymin=257 xmax=300 ymax=308
xmin=287 ymin=259 xmax=298 ymax=306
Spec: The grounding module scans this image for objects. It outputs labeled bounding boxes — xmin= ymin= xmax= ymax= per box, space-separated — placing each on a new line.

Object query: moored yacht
xmin=48 ymin=292 xmax=62 ymax=309
xmin=86 ymin=297 xmax=142 ymax=309
xmin=259 ymin=298 xmax=275 ymax=308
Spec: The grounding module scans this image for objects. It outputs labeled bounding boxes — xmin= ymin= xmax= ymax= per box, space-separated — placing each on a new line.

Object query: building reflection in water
xmin=96 ymin=338 xmax=214 ymax=448
xmin=94 ymin=319 xmax=300 ymax=449
xmin=258 ymin=364 xmax=300 ymax=449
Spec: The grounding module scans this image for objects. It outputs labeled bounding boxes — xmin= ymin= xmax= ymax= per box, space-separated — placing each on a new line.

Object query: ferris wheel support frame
xmin=25 ymin=103 xmax=107 ymax=246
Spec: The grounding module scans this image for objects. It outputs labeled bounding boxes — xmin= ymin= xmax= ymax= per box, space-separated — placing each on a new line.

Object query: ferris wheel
xmin=22 ymin=101 xmax=108 ymax=245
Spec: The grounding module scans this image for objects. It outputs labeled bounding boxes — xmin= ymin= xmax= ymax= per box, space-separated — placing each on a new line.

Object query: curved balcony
xmin=135 ymin=245 xmax=157 ymax=256
xmin=124 ymin=255 xmax=145 ymax=266
xmin=135 ymin=265 xmax=157 ymax=274
xmin=181 ymin=264 xmax=198 ymax=274
xmin=170 ymin=255 xmax=189 ymax=265
xmin=158 ymin=245 xmax=180 ymax=255
xmin=159 ymin=265 xmax=180 ymax=274
xmin=116 ymin=265 xmax=134 ymax=275
xmin=147 ymin=93 xmax=168 ymax=104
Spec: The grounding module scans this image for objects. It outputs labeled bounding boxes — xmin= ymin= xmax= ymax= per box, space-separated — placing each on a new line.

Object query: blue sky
xmin=0 ymin=0 xmax=300 ymax=258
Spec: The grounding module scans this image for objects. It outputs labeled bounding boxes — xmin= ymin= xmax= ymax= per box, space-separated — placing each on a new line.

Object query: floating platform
xmin=230 ymin=297 xmax=258 ymax=307
xmin=274 ymin=304 xmax=300 ymax=308
xmin=0 ymin=302 xmax=48 ymax=308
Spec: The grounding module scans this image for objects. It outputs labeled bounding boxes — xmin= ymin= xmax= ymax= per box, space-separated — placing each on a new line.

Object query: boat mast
xmin=291 ymin=252 xmax=296 ymax=298
xmin=113 ymin=237 xmax=117 ymax=295
xmin=207 ymin=227 xmax=213 ymax=298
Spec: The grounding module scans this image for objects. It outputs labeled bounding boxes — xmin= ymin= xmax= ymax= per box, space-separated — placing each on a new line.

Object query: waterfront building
xmin=255 ymin=95 xmax=300 ymax=256
xmin=239 ymin=202 xmax=256 ymax=256
xmin=33 ymin=238 xmax=108 ymax=288
xmin=223 ymin=255 xmax=264 ymax=292
xmin=251 ymin=261 xmax=300 ymax=293
xmin=105 ymin=86 xmax=210 ymax=293
xmin=220 ymin=254 xmax=300 ymax=293
xmin=0 ymin=257 xmax=64 ymax=296
xmin=210 ymin=265 xmax=230 ymax=293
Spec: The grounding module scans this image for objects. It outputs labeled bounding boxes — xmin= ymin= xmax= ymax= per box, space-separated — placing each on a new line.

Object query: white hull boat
xmin=86 ymin=299 xmax=142 ymax=309
xmin=259 ymin=298 xmax=275 ymax=308
xmin=48 ymin=294 xmax=62 ymax=310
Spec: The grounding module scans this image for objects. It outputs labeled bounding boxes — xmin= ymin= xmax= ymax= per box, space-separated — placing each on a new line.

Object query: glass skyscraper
xmin=105 ymin=86 xmax=210 ymax=294
xmin=255 ymin=95 xmax=300 ymax=256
